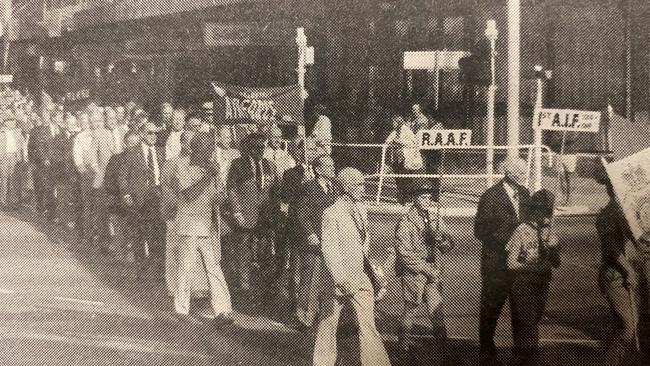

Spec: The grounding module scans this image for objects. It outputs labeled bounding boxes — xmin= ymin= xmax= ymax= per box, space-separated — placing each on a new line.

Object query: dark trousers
xmin=510 ymin=275 xmax=550 ymax=366
xmin=126 ymin=187 xmax=165 ymax=268
xmin=421 ymin=150 xmax=442 ymax=201
xmin=479 ymin=250 xmax=512 ymax=359
xmin=33 ymin=164 xmax=55 ymax=216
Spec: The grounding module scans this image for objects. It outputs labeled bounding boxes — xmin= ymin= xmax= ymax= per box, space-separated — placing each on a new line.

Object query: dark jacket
xmin=474 ymin=179 xmax=530 ymax=263
xmin=294 ymin=179 xmax=339 ymax=248
xmin=104 ymin=151 xmax=127 ymax=197
xmin=51 ymin=131 xmax=77 ymax=184
xmin=28 ymin=125 xmax=55 ymax=166
xmin=226 ymin=156 xmax=279 ymax=231
xmin=118 ymin=144 xmax=166 ymax=208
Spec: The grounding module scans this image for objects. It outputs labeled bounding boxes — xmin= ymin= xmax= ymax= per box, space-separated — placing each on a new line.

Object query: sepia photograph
xmin=0 ymin=0 xmax=649 ymax=365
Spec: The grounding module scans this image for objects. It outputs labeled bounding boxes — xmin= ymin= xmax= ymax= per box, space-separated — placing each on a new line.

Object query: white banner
xmin=533 ymin=108 xmax=600 ymax=132
xmin=417 ymin=129 xmax=472 ymax=149
xmin=604 ymin=147 xmax=650 ymax=240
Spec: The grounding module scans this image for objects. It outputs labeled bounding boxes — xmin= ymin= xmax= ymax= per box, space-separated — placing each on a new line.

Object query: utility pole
xmin=507 ymin=0 xmax=520 ymax=159
xmin=1 ymin=0 xmax=11 ymax=73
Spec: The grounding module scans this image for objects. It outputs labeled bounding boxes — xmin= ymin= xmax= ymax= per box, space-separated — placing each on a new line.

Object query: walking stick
xmin=625 ymin=282 xmax=641 ymax=352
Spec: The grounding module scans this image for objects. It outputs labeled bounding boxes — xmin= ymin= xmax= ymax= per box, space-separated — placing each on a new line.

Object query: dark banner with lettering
xmin=211 ymin=82 xmax=303 ymax=126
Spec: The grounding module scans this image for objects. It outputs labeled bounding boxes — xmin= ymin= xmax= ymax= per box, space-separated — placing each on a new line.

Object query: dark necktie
xmin=255 ymin=160 xmax=263 ymax=189
xmin=148 ymin=147 xmax=156 ymax=184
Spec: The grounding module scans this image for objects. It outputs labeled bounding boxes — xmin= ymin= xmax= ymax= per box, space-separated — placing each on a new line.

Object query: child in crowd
xmin=506 ymin=189 xmax=561 ymax=366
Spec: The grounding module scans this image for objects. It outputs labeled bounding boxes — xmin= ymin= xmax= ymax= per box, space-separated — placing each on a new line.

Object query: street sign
xmin=403 ymin=51 xmax=437 ymax=70
xmin=0 ymin=75 xmax=13 ymax=83
xmin=533 ymin=108 xmax=600 ymax=133
xmin=417 ymin=129 xmax=472 ymax=149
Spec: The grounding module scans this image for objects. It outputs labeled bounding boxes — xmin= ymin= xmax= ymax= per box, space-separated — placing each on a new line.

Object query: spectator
xmin=385 ymin=114 xmax=423 ymax=204
xmin=474 ymin=157 xmax=531 ymax=366
xmin=28 ymin=109 xmax=57 ymax=220
xmin=51 ymin=114 xmax=79 ymax=230
xmin=506 ymin=189 xmax=561 ymax=366
xmin=0 ymin=118 xmax=24 ymax=210
xmin=164 ymin=109 xmax=186 ymax=161
xmin=73 ymin=112 xmax=96 ymax=245
xmin=173 ymin=132 xmax=233 ymax=325
xmin=412 ymin=104 xmax=444 ymax=202
xmin=313 ymin=167 xmax=391 ymax=366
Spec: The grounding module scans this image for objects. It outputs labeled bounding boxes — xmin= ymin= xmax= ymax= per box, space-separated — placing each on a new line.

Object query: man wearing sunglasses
xmin=118 ymin=122 xmax=166 ymax=278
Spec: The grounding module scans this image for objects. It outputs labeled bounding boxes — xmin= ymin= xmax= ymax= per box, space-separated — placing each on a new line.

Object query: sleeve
xmin=505 ymin=226 xmax=525 ymax=270
xmin=295 ymin=186 xmax=317 ymax=240
xmin=395 ymin=220 xmax=428 ymax=274
xmin=546 ymin=233 xmax=562 ymax=268
xmin=474 ymin=193 xmax=494 ymax=242
xmin=321 ymin=208 xmax=346 ymax=285
xmin=117 ymin=154 xmax=131 ymax=198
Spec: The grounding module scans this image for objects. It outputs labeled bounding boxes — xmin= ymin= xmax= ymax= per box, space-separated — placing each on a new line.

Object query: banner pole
xmin=296 ymin=28 xmax=308 ymax=164
xmin=533 ymin=74 xmax=543 ymax=192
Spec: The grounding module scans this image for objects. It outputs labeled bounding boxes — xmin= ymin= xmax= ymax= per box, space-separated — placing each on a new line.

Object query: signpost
xmin=533 ymin=108 xmax=601 ymax=133
xmin=403 ymin=50 xmax=469 ymax=110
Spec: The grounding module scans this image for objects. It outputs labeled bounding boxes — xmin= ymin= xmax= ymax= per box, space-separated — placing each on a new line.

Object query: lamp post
xmin=296 ymin=27 xmax=308 ymax=100
xmin=532 ymin=65 xmax=551 ymax=192
xmin=485 ymin=19 xmax=498 ymax=188
xmin=507 ymin=0 xmax=521 ymax=159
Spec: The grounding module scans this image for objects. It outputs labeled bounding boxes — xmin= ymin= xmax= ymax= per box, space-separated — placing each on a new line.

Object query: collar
xmin=316 ymin=177 xmax=331 ymax=192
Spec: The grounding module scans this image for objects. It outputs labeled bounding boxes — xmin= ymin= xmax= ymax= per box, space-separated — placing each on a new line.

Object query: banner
xmin=533 ymin=108 xmax=601 ymax=133
xmin=604 ymin=147 xmax=650 ymax=240
xmin=211 ymin=82 xmax=303 ymax=126
xmin=417 ymin=129 xmax=472 ymax=149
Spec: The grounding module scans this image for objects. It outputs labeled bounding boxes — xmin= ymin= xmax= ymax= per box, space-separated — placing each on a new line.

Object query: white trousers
xmin=165 ymin=222 xmax=210 ymax=296
xmin=174 ymin=234 xmax=232 ymax=316
xmin=313 ymin=289 xmax=391 ymax=366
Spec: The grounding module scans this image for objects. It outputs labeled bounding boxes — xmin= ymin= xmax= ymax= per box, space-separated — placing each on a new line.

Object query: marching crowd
xmin=0 ymin=84 xmax=649 ymax=366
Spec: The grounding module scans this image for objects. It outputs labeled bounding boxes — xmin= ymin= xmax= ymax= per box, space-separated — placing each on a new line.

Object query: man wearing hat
xmin=395 ymin=177 xmax=454 ymax=362
xmin=474 ymin=157 xmax=531 ymax=366
xmin=313 ymin=167 xmax=391 ymax=366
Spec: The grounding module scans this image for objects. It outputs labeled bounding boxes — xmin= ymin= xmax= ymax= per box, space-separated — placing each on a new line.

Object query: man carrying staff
xmin=313 ymin=167 xmax=391 ymax=366
xmin=474 ymin=157 xmax=530 ymax=366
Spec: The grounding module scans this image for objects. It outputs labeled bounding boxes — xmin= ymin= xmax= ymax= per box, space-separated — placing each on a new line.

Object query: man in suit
xmin=313 ymin=167 xmax=391 ymax=366
xmin=73 ymin=111 xmax=96 ymax=245
xmin=27 ymin=108 xmax=57 ymax=220
xmin=226 ymin=132 xmax=280 ymax=293
xmin=0 ymin=118 xmax=24 ymax=210
xmin=293 ymin=154 xmax=338 ymax=328
xmin=90 ymin=107 xmax=124 ymax=250
xmin=119 ymin=122 xmax=166 ymax=277
xmin=164 ymin=109 xmax=185 ymax=162
xmin=474 ymin=157 xmax=531 ymax=366
xmin=155 ymin=102 xmax=174 ymax=148
xmin=51 ymin=114 xmax=79 ymax=229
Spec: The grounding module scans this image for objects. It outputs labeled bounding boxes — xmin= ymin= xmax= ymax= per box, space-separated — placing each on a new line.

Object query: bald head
xmin=337 ymin=167 xmax=365 ymax=201
xmin=499 ymin=157 xmax=528 ymax=186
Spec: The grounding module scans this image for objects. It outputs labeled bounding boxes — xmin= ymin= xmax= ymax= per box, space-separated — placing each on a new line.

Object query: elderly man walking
xmin=474 ymin=157 xmax=531 ymax=366
xmin=313 ymin=167 xmax=391 ymax=366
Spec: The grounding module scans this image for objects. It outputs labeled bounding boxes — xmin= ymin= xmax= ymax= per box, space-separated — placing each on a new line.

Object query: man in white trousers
xmin=173 ymin=132 xmax=233 ymax=325
xmin=313 ymin=167 xmax=391 ymax=366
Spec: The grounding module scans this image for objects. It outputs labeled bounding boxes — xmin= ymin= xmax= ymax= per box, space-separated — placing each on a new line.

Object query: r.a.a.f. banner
xmin=211 ymin=82 xmax=303 ymax=126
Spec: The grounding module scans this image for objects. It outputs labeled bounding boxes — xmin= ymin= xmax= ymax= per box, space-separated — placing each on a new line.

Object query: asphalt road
xmin=0 ymin=208 xmax=623 ymax=366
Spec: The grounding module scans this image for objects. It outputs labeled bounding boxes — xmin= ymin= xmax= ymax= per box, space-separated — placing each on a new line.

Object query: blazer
xmin=321 ymin=196 xmax=373 ymax=295
xmin=226 ymin=156 xmax=279 ymax=230
xmin=51 ymin=131 xmax=77 ymax=184
xmin=474 ymin=179 xmax=530 ymax=260
xmin=118 ymin=143 xmax=166 ymax=208
xmin=27 ymin=125 xmax=54 ymax=166
xmin=103 ymin=150 xmax=128 ymax=197
xmin=295 ymin=179 xmax=339 ymax=247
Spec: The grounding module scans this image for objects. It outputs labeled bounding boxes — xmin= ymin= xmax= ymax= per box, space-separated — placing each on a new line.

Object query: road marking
xmin=52 ymin=296 xmax=105 ymax=307
xmin=0 ymin=288 xmax=15 ymax=294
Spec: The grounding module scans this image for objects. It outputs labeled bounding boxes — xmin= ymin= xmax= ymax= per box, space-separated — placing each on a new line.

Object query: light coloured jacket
xmin=321 ymin=195 xmax=372 ymax=296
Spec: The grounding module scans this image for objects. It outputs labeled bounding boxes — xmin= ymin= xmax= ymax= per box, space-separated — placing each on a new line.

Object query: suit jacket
xmin=91 ymin=128 xmax=123 ymax=188
xmin=104 ymin=151 xmax=127 ymax=197
xmin=321 ymin=196 xmax=373 ymax=295
xmin=474 ymin=179 xmax=530 ymax=263
xmin=295 ymin=179 xmax=339 ymax=248
xmin=27 ymin=125 xmax=55 ymax=166
xmin=51 ymin=131 xmax=77 ymax=184
xmin=226 ymin=156 xmax=279 ymax=230
xmin=280 ymin=164 xmax=312 ymax=205
xmin=118 ymin=144 xmax=166 ymax=208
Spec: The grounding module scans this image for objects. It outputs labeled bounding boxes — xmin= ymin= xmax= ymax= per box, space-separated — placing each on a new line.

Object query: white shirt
xmin=49 ymin=124 xmax=59 ymax=137
xmin=3 ymin=129 xmax=16 ymax=154
xmin=142 ymin=143 xmax=161 ymax=186
xmin=111 ymin=128 xmax=123 ymax=154
xmin=263 ymin=147 xmax=296 ymax=177
xmin=165 ymin=130 xmax=183 ymax=161
xmin=502 ymin=181 xmax=520 ymax=218
xmin=310 ymin=115 xmax=332 ymax=154
xmin=73 ymin=130 xmax=95 ymax=172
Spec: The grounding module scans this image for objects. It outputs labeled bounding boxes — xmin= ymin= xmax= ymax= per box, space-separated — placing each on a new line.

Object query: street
xmin=0 ymin=203 xmax=618 ymax=366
